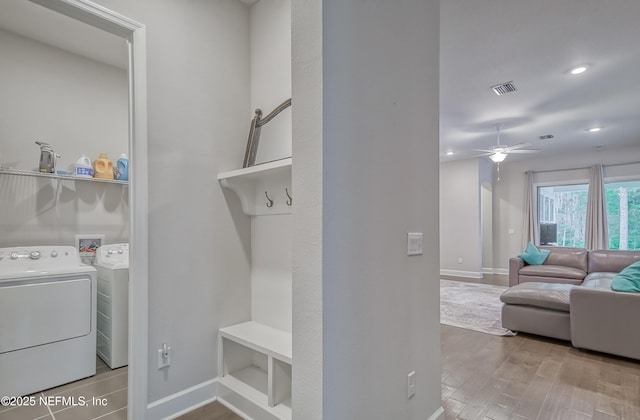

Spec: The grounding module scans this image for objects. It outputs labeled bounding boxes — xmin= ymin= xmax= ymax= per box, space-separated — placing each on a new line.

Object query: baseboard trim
xmin=440 ymin=269 xmax=483 ymax=279
xmin=146 ymin=377 xmax=441 ymax=420
xmin=146 ymin=379 xmax=218 ymax=420
xmin=482 ymin=267 xmax=509 ymax=276
xmin=146 ymin=377 xmax=284 ymax=420
xmin=427 ymin=406 xmax=445 ymax=420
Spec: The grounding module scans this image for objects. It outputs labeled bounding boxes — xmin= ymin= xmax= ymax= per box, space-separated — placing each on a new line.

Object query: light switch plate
xmin=407 ymin=232 xmax=423 ymax=256
xmin=408 ymin=371 xmax=416 ymax=399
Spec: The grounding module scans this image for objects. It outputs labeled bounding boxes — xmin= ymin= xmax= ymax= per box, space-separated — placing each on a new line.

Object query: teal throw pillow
xmin=611 ymin=260 xmax=640 ymax=293
xmin=518 ymin=242 xmax=551 ymax=265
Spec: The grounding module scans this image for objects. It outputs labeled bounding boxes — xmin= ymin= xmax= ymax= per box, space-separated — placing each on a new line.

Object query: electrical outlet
xmin=457 ymin=257 xmax=463 ymax=264
xmin=408 ymin=371 xmax=416 ymax=399
xmin=157 ymin=343 xmax=171 ymax=369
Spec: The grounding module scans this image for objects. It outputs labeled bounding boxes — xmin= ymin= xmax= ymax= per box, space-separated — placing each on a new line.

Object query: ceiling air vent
xmin=539 ymin=134 xmax=554 ymax=140
xmin=491 ymin=81 xmax=517 ymax=96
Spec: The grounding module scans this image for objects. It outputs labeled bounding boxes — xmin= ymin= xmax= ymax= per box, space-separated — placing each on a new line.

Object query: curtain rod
xmin=530 ymin=161 xmax=640 ymax=175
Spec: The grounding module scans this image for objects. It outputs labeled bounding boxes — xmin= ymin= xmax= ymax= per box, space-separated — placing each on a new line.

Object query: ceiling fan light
xmin=489 ymin=152 xmax=507 ymax=163
xmin=570 ymin=65 xmax=589 ymax=75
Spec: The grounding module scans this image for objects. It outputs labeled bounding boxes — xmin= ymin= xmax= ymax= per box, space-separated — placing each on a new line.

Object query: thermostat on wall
xmin=407 ymin=232 xmax=423 ymax=256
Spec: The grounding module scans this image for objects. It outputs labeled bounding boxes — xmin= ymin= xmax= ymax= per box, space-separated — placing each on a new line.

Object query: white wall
xmin=481 ymin=183 xmax=493 ymax=270
xmin=251 ymin=215 xmax=292 ymax=332
xmin=291 ymin=0 xmax=324 ymax=416
xmin=494 ymin=144 xmax=640 ymax=269
xmin=249 ymin=0 xmax=293 ymax=334
xmin=89 ymin=0 xmax=253 ymax=405
xmin=479 ymin=158 xmax=494 ymax=271
xmin=318 ymin=1 xmax=442 ymax=419
xmin=0 ymin=28 xmax=129 ymax=249
xmin=439 ymin=158 xmax=483 ymax=277
xmin=250 ymin=0 xmax=292 ymax=164
xmin=0 ymin=28 xmax=128 ymax=173
xmin=0 ymin=174 xmax=128 ymax=249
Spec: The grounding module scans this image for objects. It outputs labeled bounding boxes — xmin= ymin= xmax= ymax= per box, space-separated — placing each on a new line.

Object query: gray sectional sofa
xmin=502 ymin=247 xmax=640 ymax=360
xmin=509 ymin=246 xmax=640 ymax=287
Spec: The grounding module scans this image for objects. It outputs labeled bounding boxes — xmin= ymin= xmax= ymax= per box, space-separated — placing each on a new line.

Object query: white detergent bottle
xmin=75 ymin=154 xmax=93 ymax=178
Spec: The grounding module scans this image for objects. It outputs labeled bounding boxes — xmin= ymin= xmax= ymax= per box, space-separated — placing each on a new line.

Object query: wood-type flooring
xmin=184 ymin=325 xmax=640 ymax=419
xmin=442 ymin=325 xmax=640 ymax=420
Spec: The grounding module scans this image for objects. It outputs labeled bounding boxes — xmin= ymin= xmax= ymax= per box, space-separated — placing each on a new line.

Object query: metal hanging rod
xmin=243 ymin=98 xmax=292 ymax=168
xmin=530 ymin=161 xmax=640 ymax=175
xmin=256 ymin=98 xmax=292 ymax=127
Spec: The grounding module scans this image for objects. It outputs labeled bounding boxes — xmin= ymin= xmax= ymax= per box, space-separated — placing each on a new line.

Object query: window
xmin=605 ymin=180 xmax=640 ymax=250
xmin=538 ymin=184 xmax=589 ymax=247
xmin=537 ymin=180 xmax=640 ymax=250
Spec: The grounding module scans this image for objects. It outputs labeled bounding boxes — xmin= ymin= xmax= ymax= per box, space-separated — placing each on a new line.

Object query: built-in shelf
xmin=218 ymin=321 xmax=292 ymax=420
xmin=0 ymin=168 xmax=128 ymax=185
xmin=217 ymin=159 xmax=293 ymax=418
xmin=219 ymin=321 xmax=291 ymax=364
xmin=217 ymin=158 xmax=292 ymax=216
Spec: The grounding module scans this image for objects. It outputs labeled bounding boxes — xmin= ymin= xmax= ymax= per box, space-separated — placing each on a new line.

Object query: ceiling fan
xmin=474 ymin=125 xmax=540 ymax=163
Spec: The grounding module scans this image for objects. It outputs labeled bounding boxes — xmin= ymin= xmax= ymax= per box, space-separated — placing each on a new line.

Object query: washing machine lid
xmin=95 ymin=243 xmax=129 ymax=269
xmin=0 ymin=246 xmax=96 ymax=280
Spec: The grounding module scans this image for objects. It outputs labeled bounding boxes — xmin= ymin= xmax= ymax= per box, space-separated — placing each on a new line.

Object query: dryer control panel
xmin=95 ymin=243 xmax=129 ymax=267
xmin=0 ymin=246 xmax=83 ymax=277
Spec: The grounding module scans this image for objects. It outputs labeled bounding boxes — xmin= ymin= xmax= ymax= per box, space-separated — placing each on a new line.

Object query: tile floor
xmin=0 ymin=358 xmax=127 ymax=420
xmin=0 ymin=357 xmax=241 ymax=420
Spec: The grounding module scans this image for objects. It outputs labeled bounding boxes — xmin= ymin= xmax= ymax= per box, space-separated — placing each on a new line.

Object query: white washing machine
xmin=95 ymin=243 xmax=129 ymax=369
xmin=0 ymin=246 xmax=97 ymax=397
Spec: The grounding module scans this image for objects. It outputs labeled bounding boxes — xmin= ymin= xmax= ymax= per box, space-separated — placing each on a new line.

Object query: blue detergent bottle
xmin=116 ymin=154 xmax=129 ymax=181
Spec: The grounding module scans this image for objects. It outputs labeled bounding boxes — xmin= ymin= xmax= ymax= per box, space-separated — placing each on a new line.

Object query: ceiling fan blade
xmin=504 ymin=142 xmax=531 ymax=151
xmin=508 ymin=149 xmax=540 ymax=154
xmin=471 ymin=149 xmax=493 ymax=153
xmin=465 ymin=151 xmax=492 ymax=158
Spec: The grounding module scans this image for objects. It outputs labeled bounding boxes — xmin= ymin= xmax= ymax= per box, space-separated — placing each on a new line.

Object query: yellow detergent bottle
xmin=93 ymin=153 xmax=114 ymax=180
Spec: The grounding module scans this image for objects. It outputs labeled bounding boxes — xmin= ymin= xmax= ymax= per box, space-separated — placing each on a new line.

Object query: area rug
xmin=440 ymin=279 xmax=515 ymax=336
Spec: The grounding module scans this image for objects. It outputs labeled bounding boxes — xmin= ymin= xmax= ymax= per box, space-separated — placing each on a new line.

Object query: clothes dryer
xmin=0 ymin=246 xmax=97 ymax=397
xmin=95 ymin=243 xmax=129 ymax=369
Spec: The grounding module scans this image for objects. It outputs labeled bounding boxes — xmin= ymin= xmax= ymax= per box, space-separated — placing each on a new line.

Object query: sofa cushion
xmin=611 ymin=261 xmax=640 ymax=293
xmin=500 ymin=282 xmax=573 ymax=312
xmin=520 ymin=264 xmax=586 ymax=280
xmin=588 ymin=249 xmax=640 ymax=273
xmin=541 ymin=247 xmax=588 ymax=272
xmin=518 ymin=242 xmax=551 ymax=265
xmin=583 ymin=273 xmax=615 ymax=288
xmin=570 ymin=286 xmax=640 ymax=360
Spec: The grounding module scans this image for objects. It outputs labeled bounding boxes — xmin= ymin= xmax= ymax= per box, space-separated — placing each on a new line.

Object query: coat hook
xmin=285 ymin=188 xmax=293 ymax=206
xmin=265 ymin=191 xmax=274 ymax=208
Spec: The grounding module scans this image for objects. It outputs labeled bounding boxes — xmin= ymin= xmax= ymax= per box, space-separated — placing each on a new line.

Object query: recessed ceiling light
xmin=445 ymin=151 xmax=455 ymax=156
xmin=570 ymin=65 xmax=589 ymax=75
xmin=587 ymin=127 xmax=602 ymax=132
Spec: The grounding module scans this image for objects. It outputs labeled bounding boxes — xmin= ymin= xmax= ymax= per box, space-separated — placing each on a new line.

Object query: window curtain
xmin=522 ymin=171 xmax=538 ymax=248
xmin=585 ymin=164 xmax=608 ymax=250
